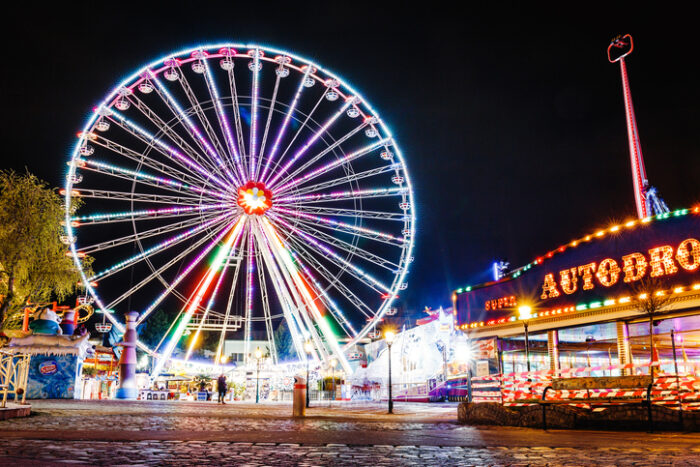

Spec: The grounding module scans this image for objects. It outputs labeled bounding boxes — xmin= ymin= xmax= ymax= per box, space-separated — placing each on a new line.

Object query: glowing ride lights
xmin=64 ymin=43 xmax=414 ymax=377
xmin=237 ymin=181 xmax=272 ymax=215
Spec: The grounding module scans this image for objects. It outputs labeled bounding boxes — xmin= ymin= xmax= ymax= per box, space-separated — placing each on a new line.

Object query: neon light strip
xmin=277 ymin=186 xmax=404 ymax=204
xmin=201 ymin=55 xmax=247 ymax=183
xmin=274 ymin=139 xmax=389 ymax=194
xmin=109 ymin=109 xmax=231 ymax=190
xmin=270 ymin=214 xmax=392 ymax=294
xmin=79 ymin=158 xmax=228 ymax=199
xmin=267 ymin=101 xmax=351 ymax=188
xmin=148 ymin=70 xmax=238 ymax=186
xmin=259 ymin=66 xmax=311 ymax=182
xmin=151 ymin=217 xmax=245 ymax=378
xmin=249 ymin=49 xmax=261 ymax=179
xmin=243 ymin=227 xmax=255 ymax=361
xmin=274 ymin=206 xmax=404 ymax=245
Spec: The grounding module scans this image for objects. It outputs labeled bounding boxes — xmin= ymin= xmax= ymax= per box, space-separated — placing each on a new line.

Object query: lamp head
xmin=254 ymin=347 xmax=263 ymax=359
xmin=384 ymin=329 xmax=396 ymax=344
xmin=304 ymin=340 xmax=314 ymax=354
xmin=329 ymin=357 xmax=337 ymax=368
xmin=518 ymin=305 xmax=532 ymax=320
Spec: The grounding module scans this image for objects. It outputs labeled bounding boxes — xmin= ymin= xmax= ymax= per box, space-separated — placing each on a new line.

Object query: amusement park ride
xmin=608 ymin=34 xmax=669 ymax=219
xmin=63 ymin=43 xmax=415 ymax=379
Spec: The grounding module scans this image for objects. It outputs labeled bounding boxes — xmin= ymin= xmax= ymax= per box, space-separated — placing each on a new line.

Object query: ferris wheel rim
xmin=64 ymin=42 xmax=416 ymax=367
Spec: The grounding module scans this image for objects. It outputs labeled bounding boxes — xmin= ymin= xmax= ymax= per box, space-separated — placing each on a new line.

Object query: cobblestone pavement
xmin=1 ymin=400 xmax=699 ymax=465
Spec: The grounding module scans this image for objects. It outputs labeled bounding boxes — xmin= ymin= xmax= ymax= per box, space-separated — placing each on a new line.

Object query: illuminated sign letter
xmin=559 ymin=268 xmax=578 ymax=294
xmin=596 ymin=258 xmax=621 ymax=287
xmin=676 ymin=238 xmax=700 ymax=272
xmin=541 ymin=273 xmax=560 ymax=299
xmin=622 ymin=253 xmax=647 ymax=282
xmin=649 ymin=245 xmax=678 ymax=277
xmin=577 ymin=263 xmax=597 ymax=290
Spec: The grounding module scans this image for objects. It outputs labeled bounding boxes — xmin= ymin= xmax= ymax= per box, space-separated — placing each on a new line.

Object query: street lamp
xmin=518 ymin=305 xmax=533 ymax=373
xmin=329 ymin=357 xmax=337 ymax=403
xmin=304 ymin=340 xmax=314 ymax=408
xmin=254 ymin=347 xmax=263 ymax=404
xmin=384 ymin=329 xmax=396 ymax=414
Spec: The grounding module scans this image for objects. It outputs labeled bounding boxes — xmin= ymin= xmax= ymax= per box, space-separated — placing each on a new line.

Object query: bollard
xmin=293 ymin=376 xmax=306 ymax=417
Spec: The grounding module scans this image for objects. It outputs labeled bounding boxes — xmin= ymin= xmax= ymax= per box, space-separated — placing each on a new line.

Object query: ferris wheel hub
xmin=237 ymin=181 xmax=273 ymax=215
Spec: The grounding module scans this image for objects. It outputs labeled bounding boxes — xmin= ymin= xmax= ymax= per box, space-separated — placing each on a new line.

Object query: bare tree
xmin=629 ymin=275 xmax=673 ymax=377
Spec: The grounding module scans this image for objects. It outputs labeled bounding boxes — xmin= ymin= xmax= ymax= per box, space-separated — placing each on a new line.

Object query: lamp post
xmin=385 ymin=330 xmax=396 ymax=414
xmin=254 ymin=347 xmax=263 ymax=404
xmin=329 ymin=357 xmax=337 ymax=403
xmin=518 ymin=306 xmax=532 ymax=373
xmin=304 ymin=340 xmax=314 ymax=408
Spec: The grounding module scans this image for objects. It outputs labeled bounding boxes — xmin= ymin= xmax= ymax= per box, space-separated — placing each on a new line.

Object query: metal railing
xmin=1 ymin=350 xmax=31 ymax=407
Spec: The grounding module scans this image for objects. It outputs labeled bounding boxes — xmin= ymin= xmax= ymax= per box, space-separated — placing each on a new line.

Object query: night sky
xmin=1 ymin=3 xmax=698 ymax=315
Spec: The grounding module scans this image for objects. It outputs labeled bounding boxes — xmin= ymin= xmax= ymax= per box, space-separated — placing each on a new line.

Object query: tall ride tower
xmin=608 ymin=34 xmax=669 ymax=219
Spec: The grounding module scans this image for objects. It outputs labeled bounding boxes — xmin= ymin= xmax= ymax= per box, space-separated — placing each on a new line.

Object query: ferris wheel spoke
xmin=175 ymin=62 xmax=237 ymax=184
xmin=274 ymin=138 xmax=390 ymax=194
xmin=259 ymin=65 xmax=312 ymax=182
xmin=270 ymin=227 xmax=359 ymax=337
xmin=124 ymin=94 xmax=228 ymax=185
xmin=251 ymin=220 xmax=311 ymax=359
xmin=71 ymin=188 xmax=216 ymax=206
xmin=282 ymin=235 xmax=374 ymax=321
xmin=268 ymin=214 xmax=391 ymax=295
xmin=271 ymin=213 xmax=401 ymax=272
xmin=254 ymin=246 xmax=278 ymax=364
xmin=201 ymin=55 xmax=247 ymax=182
xmin=108 ymin=219 xmax=231 ymax=314
xmin=76 ymin=158 xmax=228 ymax=201
xmin=89 ymin=211 xmax=231 ymax=282
xmin=147 ymin=70 xmax=238 ymax=187
xmin=248 ymin=48 xmax=261 ymax=179
xmin=270 ymin=122 xmax=367 ymax=192
xmin=277 ymin=186 xmax=406 ymax=205
xmin=259 ymin=218 xmax=351 ymax=371
xmin=273 ymin=206 xmax=405 ymax=247
xmin=254 ymin=219 xmax=328 ymax=361
xmin=268 ymin=95 xmax=350 ymax=188
xmin=224 ymin=57 xmax=247 ymax=163
xmin=280 ymin=205 xmax=407 ymax=222
xmin=256 ymin=73 xmax=281 ymax=178
xmin=243 ymin=226 xmax=255 ymax=363
xmin=185 ymin=248 xmax=231 ymax=361
xmin=214 ymin=228 xmax=247 ymax=365
xmin=71 ymin=203 xmax=230 ymax=226
xmin=88 ymin=134 xmax=215 ymax=190
xmin=288 ymin=164 xmax=399 ymax=198
xmin=78 ymin=214 xmax=217 ymax=254
xmin=107 ymin=111 xmax=233 ymax=191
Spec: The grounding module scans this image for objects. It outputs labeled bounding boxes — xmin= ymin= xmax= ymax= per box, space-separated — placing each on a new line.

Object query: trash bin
xmin=293 ymin=376 xmax=306 ymax=417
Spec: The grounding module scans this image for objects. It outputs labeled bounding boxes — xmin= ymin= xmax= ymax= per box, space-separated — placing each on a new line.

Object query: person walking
xmin=217 ymin=374 xmax=227 ymax=404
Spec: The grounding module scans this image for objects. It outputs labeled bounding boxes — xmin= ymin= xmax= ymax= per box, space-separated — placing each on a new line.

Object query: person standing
xmin=217 ymin=374 xmax=227 ymax=404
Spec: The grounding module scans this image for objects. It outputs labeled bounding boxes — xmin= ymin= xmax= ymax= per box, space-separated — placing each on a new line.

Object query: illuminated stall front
xmin=453 ymin=208 xmax=700 ymax=380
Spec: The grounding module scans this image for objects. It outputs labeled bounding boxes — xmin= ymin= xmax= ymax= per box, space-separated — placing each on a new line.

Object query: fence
xmin=1 ymin=350 xmax=31 ymax=407
xmin=470 ymin=359 xmax=700 ymax=411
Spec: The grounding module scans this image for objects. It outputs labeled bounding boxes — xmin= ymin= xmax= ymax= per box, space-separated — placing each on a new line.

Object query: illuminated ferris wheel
xmin=64 ymin=43 xmax=415 ymax=375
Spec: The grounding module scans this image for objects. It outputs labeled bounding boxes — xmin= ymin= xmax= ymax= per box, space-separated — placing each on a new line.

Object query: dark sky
xmin=1 ymin=2 xmax=698 ymax=313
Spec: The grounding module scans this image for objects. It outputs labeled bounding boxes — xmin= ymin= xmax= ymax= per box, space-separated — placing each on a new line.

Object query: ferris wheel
xmin=64 ymin=43 xmax=415 ymax=376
